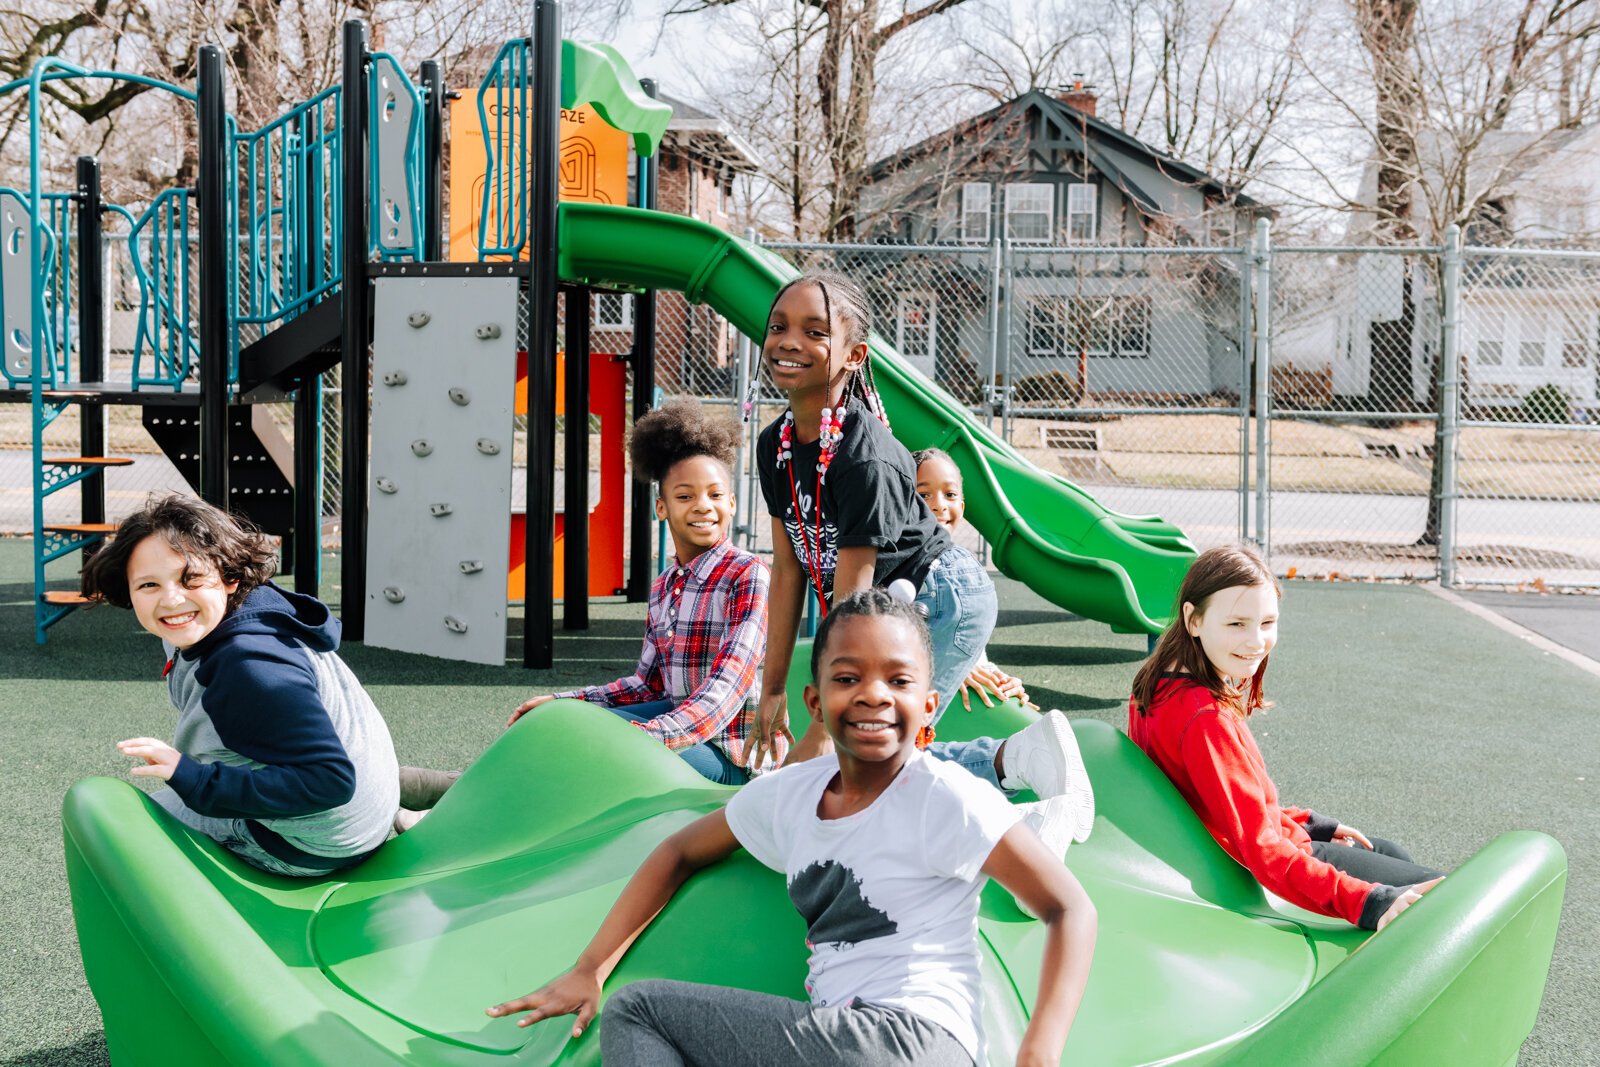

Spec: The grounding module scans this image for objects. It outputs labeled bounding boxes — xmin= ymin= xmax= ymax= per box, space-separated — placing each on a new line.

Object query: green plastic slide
xmin=65 ymin=661 xmax=1565 ymax=1064
xmin=556 ymin=204 xmax=1195 ymax=633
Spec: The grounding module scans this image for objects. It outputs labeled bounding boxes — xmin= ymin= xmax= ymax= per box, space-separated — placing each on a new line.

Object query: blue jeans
xmin=605 ymin=700 xmax=750 ymax=786
xmin=150 ymin=788 xmax=339 ymax=877
xmin=913 ymin=546 xmax=1006 ymax=791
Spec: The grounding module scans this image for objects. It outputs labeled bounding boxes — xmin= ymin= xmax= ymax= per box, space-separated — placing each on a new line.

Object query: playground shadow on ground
xmin=1 ymin=1031 xmax=110 ymax=1066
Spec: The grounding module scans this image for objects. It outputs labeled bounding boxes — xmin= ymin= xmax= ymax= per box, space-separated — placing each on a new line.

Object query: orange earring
xmin=915 ymin=724 xmax=937 ymax=749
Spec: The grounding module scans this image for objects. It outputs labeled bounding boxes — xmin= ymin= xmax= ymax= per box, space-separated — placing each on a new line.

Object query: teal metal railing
xmin=476 ymin=38 xmax=532 ymax=259
xmin=231 ymin=86 xmax=343 ymax=370
xmin=110 ymin=190 xmax=197 ymax=390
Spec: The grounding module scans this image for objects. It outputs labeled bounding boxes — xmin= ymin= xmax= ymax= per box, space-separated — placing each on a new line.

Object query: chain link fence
xmin=8 ymin=228 xmax=1598 ymax=589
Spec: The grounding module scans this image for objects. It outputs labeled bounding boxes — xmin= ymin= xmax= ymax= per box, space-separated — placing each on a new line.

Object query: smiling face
xmin=915 ymin=453 xmax=964 ymax=530
xmin=1184 ymin=583 xmax=1279 ymax=682
xmin=804 ymin=613 xmax=937 ymax=768
xmin=655 ymin=454 xmax=734 ymax=565
xmin=762 ymin=281 xmax=867 ymax=402
xmin=127 ymin=535 xmax=238 ymax=649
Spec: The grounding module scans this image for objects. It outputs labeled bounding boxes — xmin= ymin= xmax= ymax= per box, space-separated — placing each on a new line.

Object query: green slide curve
xmin=64 ymin=677 xmax=1566 ymax=1065
xmin=561 ymin=40 xmax=672 ymax=158
xmin=557 ymin=203 xmax=1196 ymax=633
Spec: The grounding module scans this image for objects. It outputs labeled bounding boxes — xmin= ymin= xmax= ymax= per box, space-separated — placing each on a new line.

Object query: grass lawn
xmin=1 ymin=541 xmax=1594 ymax=1064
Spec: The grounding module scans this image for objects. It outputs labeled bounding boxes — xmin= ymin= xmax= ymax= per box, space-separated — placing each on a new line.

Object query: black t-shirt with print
xmin=757 ymin=397 xmax=951 ymax=603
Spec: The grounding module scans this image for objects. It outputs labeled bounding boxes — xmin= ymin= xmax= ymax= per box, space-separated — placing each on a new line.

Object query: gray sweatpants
xmin=601 ymin=979 xmax=975 ymax=1067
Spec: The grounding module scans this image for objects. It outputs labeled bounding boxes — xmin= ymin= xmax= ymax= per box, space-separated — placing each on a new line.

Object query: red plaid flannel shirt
xmin=557 ymin=538 xmax=768 ymax=766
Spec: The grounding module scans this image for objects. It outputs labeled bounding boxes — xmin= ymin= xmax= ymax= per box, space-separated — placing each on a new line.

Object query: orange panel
xmin=508 ymin=350 xmax=628 ymax=600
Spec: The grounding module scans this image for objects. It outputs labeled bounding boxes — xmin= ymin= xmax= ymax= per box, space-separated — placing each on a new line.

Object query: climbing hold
xmin=475 ymin=438 xmax=501 ymax=456
xmin=474 ymin=323 xmax=502 ymax=340
xmin=448 ymin=387 xmax=471 ymax=406
xmin=376 ymin=477 xmax=397 ymax=494
xmin=411 ymin=439 xmax=433 ymax=457
xmin=382 ymin=370 xmax=408 ymax=386
xmin=444 ymin=616 xmax=468 ymax=634
xmin=458 ymin=560 xmax=484 ymax=574
xmin=429 ymin=502 xmax=453 ymax=517
xmin=383 ymin=586 xmax=406 ymax=603
xmin=407 ymin=311 xmax=431 ymax=328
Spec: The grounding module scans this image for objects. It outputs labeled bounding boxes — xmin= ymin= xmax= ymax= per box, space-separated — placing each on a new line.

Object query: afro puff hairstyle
xmin=629 ymin=397 xmax=743 ymax=488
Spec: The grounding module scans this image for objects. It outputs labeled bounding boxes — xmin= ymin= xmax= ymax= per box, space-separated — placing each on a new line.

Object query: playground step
xmin=43 ymin=456 xmax=135 ymax=468
xmin=237 ymin=297 xmax=345 ymax=397
xmin=40 ymin=591 xmax=92 ymax=606
xmin=43 ymin=523 xmax=117 ymax=536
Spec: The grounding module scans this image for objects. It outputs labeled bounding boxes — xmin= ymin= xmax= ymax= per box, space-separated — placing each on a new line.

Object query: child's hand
xmin=486 ymin=965 xmax=603 ymax=1036
xmin=1377 ymin=876 xmax=1444 ymax=931
xmin=1332 ymin=824 xmax=1373 ymax=849
xmin=960 ymin=666 xmax=1037 ymax=712
xmin=117 ymin=737 xmax=181 ymax=781
xmin=746 ymin=692 xmax=795 ymax=770
xmin=508 ymin=694 xmax=557 ymax=727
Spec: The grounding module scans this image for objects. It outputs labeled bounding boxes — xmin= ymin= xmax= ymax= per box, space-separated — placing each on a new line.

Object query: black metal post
xmin=525 ymin=0 xmax=561 ymax=667
xmin=420 ymin=60 xmax=444 ymax=262
xmin=293 ymin=381 xmax=322 ymax=592
xmin=564 ymin=286 xmax=590 ymax=630
xmin=75 ymin=155 xmax=106 ymax=528
xmin=339 ymin=20 xmax=370 ymax=637
xmin=626 ymin=77 xmax=659 ymax=602
xmin=196 ymin=46 xmax=230 ymax=509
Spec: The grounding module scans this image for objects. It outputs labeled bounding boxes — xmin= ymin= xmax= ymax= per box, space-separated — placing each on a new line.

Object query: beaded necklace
xmin=779 ymin=404 xmax=846 ymax=615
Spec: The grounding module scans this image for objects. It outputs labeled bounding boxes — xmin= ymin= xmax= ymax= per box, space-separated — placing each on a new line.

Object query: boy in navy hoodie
xmin=82 ymin=496 xmax=399 ymax=876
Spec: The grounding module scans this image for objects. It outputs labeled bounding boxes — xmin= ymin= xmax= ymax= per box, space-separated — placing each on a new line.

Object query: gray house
xmin=855 ymin=86 xmax=1268 ymax=404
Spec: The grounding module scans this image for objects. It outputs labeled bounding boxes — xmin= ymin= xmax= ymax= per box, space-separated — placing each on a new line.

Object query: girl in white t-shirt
xmin=487 ymin=588 xmax=1098 ymax=1067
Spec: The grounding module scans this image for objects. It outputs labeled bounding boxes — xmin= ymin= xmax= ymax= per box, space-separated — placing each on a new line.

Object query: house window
xmin=1026 ymin=298 xmax=1067 ymax=355
xmin=1067 ymin=183 xmax=1097 ymax=242
xmin=1562 ymin=311 xmax=1591 ymax=368
xmin=1005 ymin=183 xmax=1053 ymax=243
xmin=719 ymin=178 xmax=733 ymax=218
xmin=595 ymin=292 xmax=633 ymax=329
xmin=1519 ymin=339 xmax=1545 ymax=367
xmin=1475 ymin=309 xmax=1504 ymax=366
xmin=961 ymin=183 xmax=991 ymax=243
xmin=896 ymin=291 xmax=937 ymax=361
xmin=1027 ymin=296 xmax=1148 ymax=357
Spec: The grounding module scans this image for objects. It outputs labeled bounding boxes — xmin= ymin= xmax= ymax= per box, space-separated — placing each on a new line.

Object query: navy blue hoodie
xmin=164 ymin=583 xmax=399 ymax=868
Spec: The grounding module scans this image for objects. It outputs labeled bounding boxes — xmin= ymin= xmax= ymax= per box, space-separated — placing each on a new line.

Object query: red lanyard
xmin=786 ymin=460 xmax=829 ymax=617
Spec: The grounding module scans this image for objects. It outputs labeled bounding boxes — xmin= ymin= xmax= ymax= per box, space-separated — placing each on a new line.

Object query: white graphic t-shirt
xmin=724 ymin=750 xmax=1022 ymax=1061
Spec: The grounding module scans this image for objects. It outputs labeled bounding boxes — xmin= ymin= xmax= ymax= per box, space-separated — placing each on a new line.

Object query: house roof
xmin=657 ymin=91 xmax=760 ymax=172
xmin=864 ymin=89 xmax=1261 ymax=211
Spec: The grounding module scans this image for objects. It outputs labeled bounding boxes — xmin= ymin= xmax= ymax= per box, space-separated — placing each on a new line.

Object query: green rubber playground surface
xmin=1 ymin=540 xmax=1594 ymax=1064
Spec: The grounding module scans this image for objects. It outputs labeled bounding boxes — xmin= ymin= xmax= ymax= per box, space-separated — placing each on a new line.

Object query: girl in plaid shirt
xmin=510 ymin=399 xmax=767 ymax=785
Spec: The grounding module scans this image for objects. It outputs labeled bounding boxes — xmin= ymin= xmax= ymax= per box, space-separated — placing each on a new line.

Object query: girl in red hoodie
xmin=1128 ymin=545 xmax=1443 ymax=931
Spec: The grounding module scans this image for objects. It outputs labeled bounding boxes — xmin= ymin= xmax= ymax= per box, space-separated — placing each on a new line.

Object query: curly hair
xmin=628 ymin=397 xmax=743 ymax=487
xmin=911 ymin=447 xmax=956 ymax=473
xmin=80 ymin=495 xmax=278 ymax=612
xmin=810 ymin=587 xmax=933 ymax=685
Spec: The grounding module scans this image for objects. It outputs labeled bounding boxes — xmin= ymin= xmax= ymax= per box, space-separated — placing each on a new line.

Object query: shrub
xmin=1520 ymin=384 xmax=1571 ymax=424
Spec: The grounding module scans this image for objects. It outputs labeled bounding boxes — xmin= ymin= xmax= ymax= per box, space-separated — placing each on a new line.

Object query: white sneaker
xmin=999 ymin=711 xmax=1095 ymax=842
xmin=1013 ymin=797 xmax=1080 ymax=919
xmin=1020 ymin=796 xmax=1079 ymax=858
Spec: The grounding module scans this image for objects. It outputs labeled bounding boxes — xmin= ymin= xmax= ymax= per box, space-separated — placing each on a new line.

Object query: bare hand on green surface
xmin=508 ymin=694 xmax=557 ymax=727
xmin=486 ymin=964 xmax=603 ymax=1035
xmin=1377 ymin=877 xmax=1444 ymax=931
xmin=960 ymin=665 xmax=1037 ymax=712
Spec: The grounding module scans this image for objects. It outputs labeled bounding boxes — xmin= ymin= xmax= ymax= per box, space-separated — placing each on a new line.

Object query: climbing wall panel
xmin=365 ymin=276 xmax=518 ymax=665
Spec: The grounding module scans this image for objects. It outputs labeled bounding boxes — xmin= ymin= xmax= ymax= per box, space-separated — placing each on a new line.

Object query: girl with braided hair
xmin=750 ymin=273 xmax=1094 ymax=852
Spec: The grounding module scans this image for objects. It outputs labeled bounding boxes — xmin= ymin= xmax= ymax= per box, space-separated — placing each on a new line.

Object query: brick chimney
xmin=1059 ymin=77 xmax=1097 ymax=118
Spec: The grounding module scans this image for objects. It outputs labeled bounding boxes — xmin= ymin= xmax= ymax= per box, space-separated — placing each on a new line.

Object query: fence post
xmin=1437 ymin=224 xmax=1462 ymax=587
xmin=985 ymin=235 xmax=1001 ymax=429
xmin=196 ymin=44 xmax=230 ymax=510
xmin=1237 ymin=239 xmax=1252 ymax=544
xmin=998 ymin=234 xmax=1013 ymax=443
xmin=1253 ymin=218 xmax=1272 ymax=555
